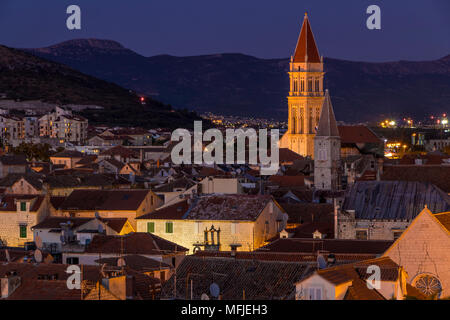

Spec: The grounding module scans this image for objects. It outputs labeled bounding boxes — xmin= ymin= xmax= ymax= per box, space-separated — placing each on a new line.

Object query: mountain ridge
xmin=0 ymin=44 xmax=202 ymax=129
xmin=25 ymin=39 xmax=450 ymax=122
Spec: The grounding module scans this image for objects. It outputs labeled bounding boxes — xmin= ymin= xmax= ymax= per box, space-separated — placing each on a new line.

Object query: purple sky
xmin=0 ymin=0 xmax=449 ymax=61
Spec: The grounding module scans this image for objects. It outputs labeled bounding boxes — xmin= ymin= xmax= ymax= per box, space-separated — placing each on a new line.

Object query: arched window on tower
xmin=300 ymin=108 xmax=304 ymax=134
xmin=309 ymin=109 xmax=314 ymax=133
xmin=301 ymin=80 xmax=305 ymax=92
xmin=293 ymin=79 xmax=298 ymax=92
xmin=291 ymin=109 xmax=297 ymax=134
xmin=308 ymin=79 xmax=313 ymax=92
xmin=315 ymin=79 xmax=320 ymax=92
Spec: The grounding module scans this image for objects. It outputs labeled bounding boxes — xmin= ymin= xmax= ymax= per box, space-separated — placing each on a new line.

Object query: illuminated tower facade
xmin=279 ymin=13 xmax=324 ymax=158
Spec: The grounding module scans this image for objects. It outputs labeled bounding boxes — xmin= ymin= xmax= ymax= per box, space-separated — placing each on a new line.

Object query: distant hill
xmin=25 ymin=39 xmax=450 ymax=122
xmin=0 ymin=44 xmax=202 ymax=129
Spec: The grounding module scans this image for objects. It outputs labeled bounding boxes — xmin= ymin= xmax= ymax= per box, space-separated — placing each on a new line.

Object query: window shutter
xmin=147 ymin=222 xmax=155 ymax=233
xmin=19 ymin=225 xmax=27 ymax=238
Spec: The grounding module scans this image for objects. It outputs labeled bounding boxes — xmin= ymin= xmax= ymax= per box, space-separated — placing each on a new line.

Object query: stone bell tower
xmin=279 ymin=13 xmax=325 ymax=158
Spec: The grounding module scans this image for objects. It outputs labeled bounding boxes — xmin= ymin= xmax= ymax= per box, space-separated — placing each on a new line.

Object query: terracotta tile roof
xmin=278 ymin=148 xmax=305 ymax=163
xmin=381 ymin=165 xmax=450 ymax=193
xmin=60 ymin=189 xmax=150 ymax=211
xmin=0 ymin=262 xmax=102 ymax=283
xmin=95 ymin=254 xmax=172 ymax=272
xmin=32 ymin=217 xmax=93 ymax=230
xmin=280 ymin=203 xmax=333 ymax=224
xmin=100 ymin=146 xmax=138 ymax=158
xmin=291 ymin=222 xmax=335 ymax=239
xmin=100 ymin=218 xmax=129 ymax=233
xmin=137 ymin=200 xmax=189 ymax=220
xmin=75 ymin=155 xmax=98 ymax=165
xmin=434 ymin=211 xmax=450 ymax=233
xmin=309 ymin=257 xmax=400 ymax=300
xmin=338 ymin=125 xmax=382 ymax=144
xmin=258 ymin=238 xmax=393 ymax=255
xmin=153 ymin=177 xmax=196 ymax=192
xmin=0 ymin=194 xmax=45 ymax=212
xmin=84 ymin=232 xmax=188 ymax=254
xmin=193 ymin=251 xmax=376 ymax=264
xmin=185 ymin=194 xmax=273 ymax=221
xmin=293 ymin=13 xmax=321 ymax=63
xmin=161 ymin=255 xmax=313 ymax=300
xmin=399 ymin=154 xmax=449 ymax=165
xmin=44 ymin=173 xmax=129 ymax=189
xmin=51 ymin=150 xmax=84 ymax=158
xmin=6 ymin=279 xmax=82 ymax=300
xmin=0 ymin=173 xmax=44 ymax=190
xmin=0 ymin=249 xmax=28 ymax=262
xmin=49 ymin=196 xmax=67 ymax=209
xmin=0 ymin=154 xmax=27 ymax=166
xmin=269 ymin=175 xmax=305 ymax=187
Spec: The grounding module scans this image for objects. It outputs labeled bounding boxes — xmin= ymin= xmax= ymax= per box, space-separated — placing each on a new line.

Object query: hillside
xmin=26 ymin=39 xmax=450 ymax=122
xmin=0 ymin=45 xmax=202 ymax=129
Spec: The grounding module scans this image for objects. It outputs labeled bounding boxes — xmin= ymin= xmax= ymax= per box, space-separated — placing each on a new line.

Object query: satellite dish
xmin=201 ymin=293 xmax=210 ymax=300
xmin=209 ymin=283 xmax=220 ymax=298
xmin=34 ymin=249 xmax=43 ymax=263
xmin=317 ymin=254 xmax=327 ymax=270
xmin=117 ymin=257 xmax=126 ymax=267
xmin=35 ymin=235 xmax=43 ymax=249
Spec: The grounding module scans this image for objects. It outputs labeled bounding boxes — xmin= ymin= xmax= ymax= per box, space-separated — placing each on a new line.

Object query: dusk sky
xmin=0 ymin=0 xmax=449 ymax=62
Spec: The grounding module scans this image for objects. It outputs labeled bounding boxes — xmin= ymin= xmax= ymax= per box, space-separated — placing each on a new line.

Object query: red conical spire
xmin=293 ymin=12 xmax=321 ymax=63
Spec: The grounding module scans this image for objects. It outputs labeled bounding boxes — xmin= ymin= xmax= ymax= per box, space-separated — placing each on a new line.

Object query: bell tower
xmin=279 ymin=13 xmax=325 ymax=158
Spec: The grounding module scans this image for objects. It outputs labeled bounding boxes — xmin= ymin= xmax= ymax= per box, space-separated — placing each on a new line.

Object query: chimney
xmin=333 ymin=198 xmax=339 ymax=239
xmin=1 ymin=273 xmax=21 ymax=298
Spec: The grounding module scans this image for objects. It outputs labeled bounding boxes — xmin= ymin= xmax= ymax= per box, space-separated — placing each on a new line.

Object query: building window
xmin=356 ymin=230 xmax=368 ymax=240
xmin=308 ymin=287 xmax=322 ymax=300
xmin=20 ymin=202 xmax=27 ymax=211
xmin=19 ymin=225 xmax=27 ymax=238
xmin=301 ymin=80 xmax=305 ymax=91
xmin=315 ymin=79 xmax=320 ymax=92
xmin=147 ymin=222 xmax=155 ymax=233
xmin=165 ymin=222 xmax=173 ymax=234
